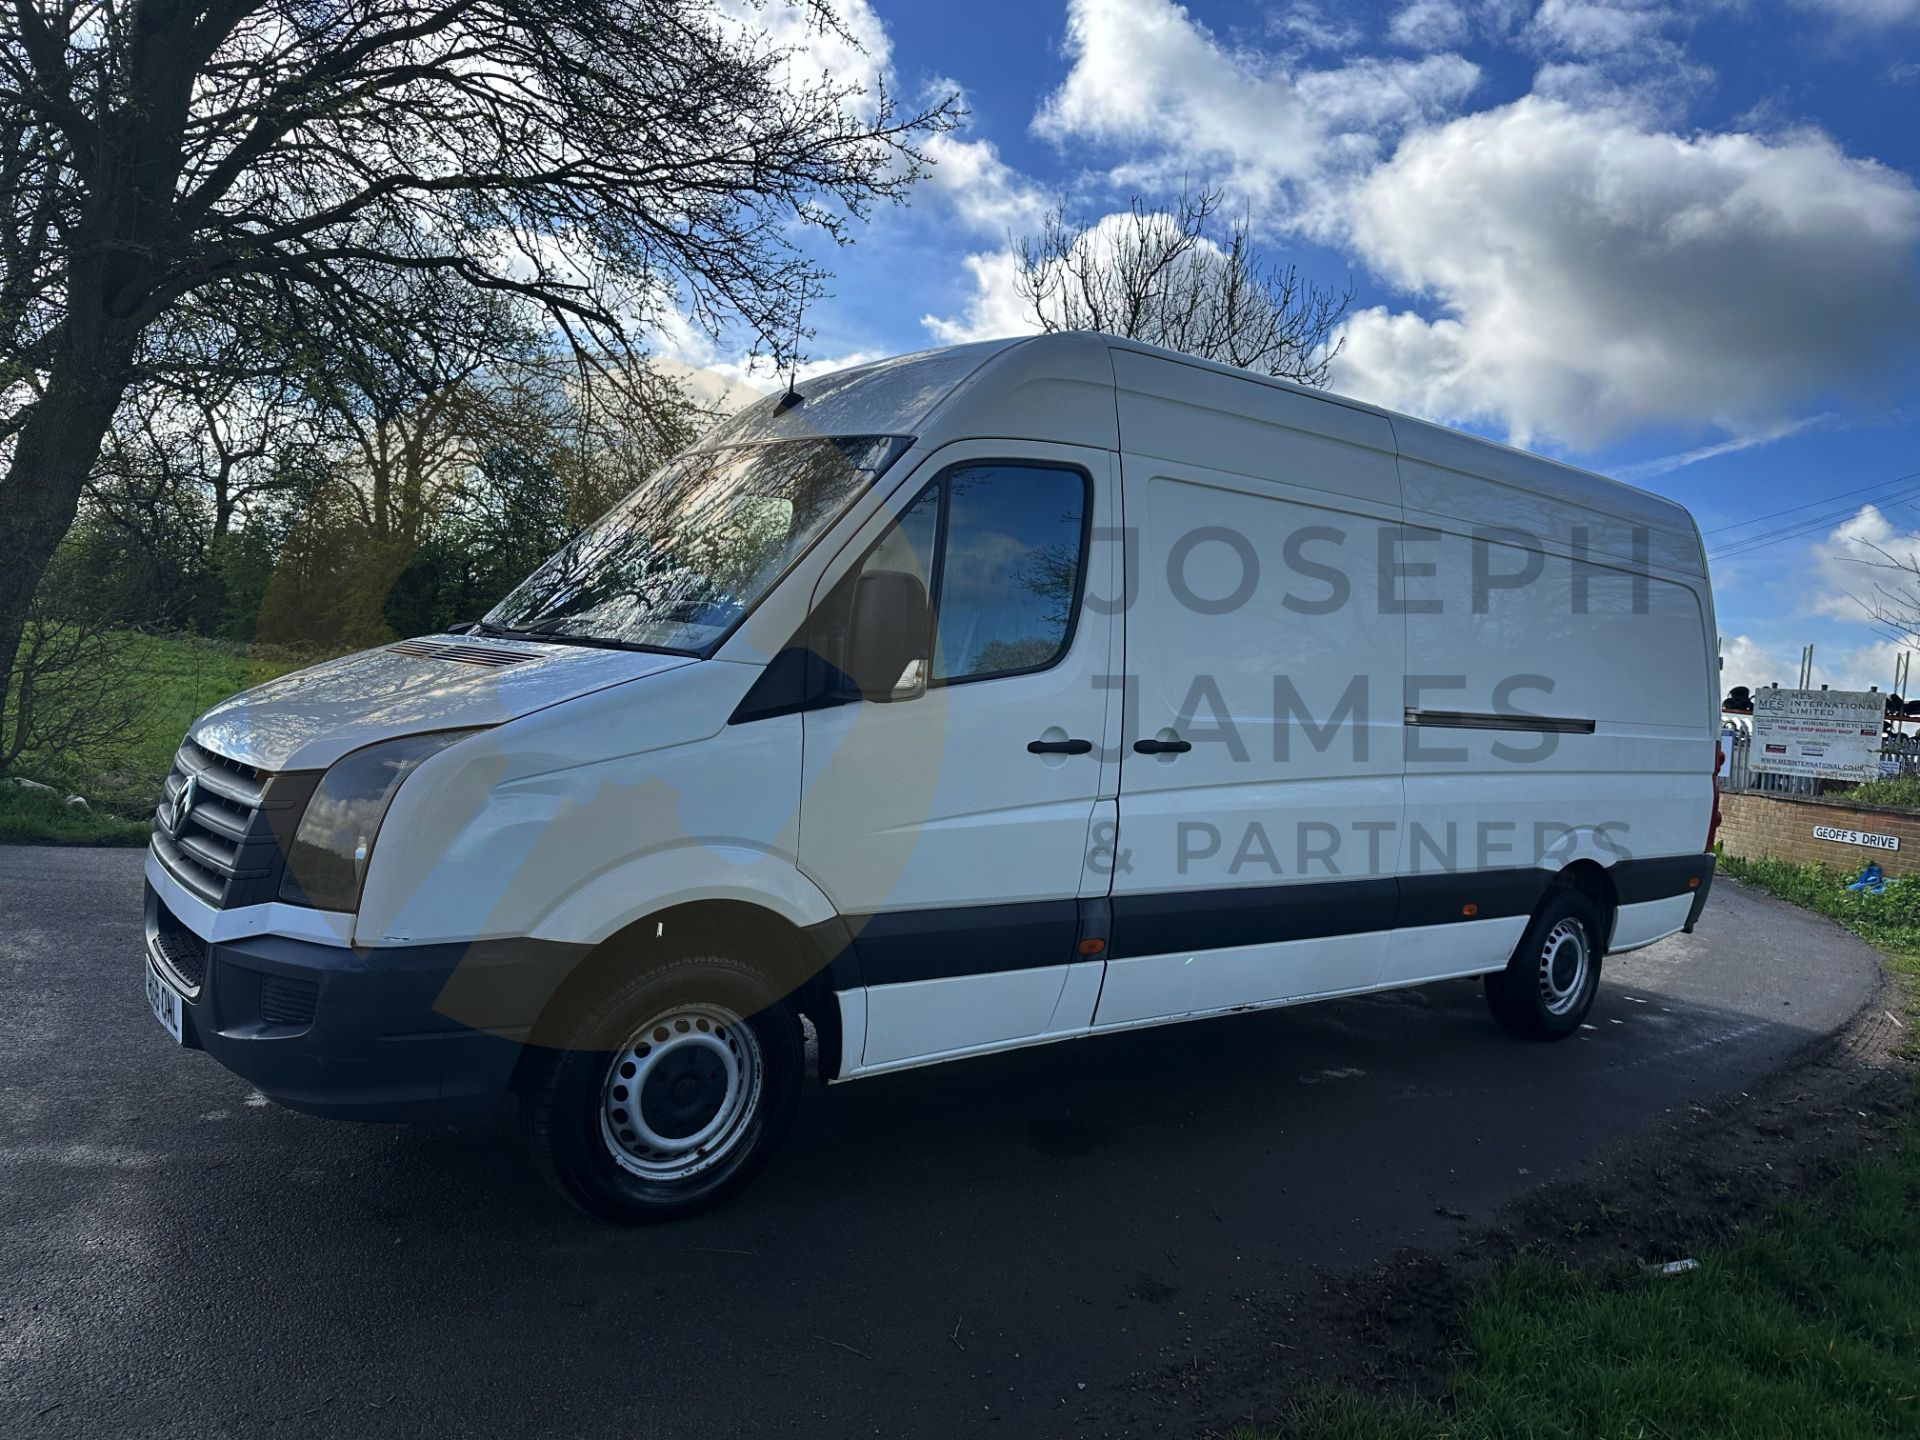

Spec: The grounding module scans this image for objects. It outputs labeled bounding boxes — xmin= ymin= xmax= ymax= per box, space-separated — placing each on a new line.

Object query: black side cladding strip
xmin=842 ymin=899 xmax=1080 ymax=986
xmin=1396 ymin=867 xmax=1555 ymax=928
xmin=1106 ymin=877 xmax=1396 ymax=961
xmin=837 ymin=856 xmax=1715 ymax=984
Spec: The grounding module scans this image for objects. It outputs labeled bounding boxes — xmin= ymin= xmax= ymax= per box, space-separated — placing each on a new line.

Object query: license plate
xmin=145 ymin=958 xmax=185 ymax=1044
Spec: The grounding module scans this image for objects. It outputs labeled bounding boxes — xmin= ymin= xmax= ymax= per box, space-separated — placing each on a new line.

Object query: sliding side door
xmin=1095 ymin=352 xmax=1407 ymax=1028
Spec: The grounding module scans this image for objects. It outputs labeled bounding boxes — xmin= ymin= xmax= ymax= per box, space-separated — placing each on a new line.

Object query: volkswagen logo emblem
xmin=167 ymin=773 xmax=199 ymax=836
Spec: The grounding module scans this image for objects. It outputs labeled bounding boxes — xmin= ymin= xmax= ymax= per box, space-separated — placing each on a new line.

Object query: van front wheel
xmin=518 ymin=953 xmax=803 ymax=1223
xmin=1485 ymin=891 xmax=1603 ymax=1040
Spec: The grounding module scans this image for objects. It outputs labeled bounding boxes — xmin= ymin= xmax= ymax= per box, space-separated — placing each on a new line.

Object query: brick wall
xmin=1718 ymin=789 xmax=1920 ymax=874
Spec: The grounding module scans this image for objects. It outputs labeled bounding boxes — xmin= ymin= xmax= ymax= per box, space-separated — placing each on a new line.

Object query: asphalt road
xmin=0 ymin=847 xmax=1883 ymax=1438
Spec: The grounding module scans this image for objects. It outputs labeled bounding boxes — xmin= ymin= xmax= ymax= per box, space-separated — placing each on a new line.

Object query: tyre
xmin=1484 ymin=890 xmax=1604 ymax=1041
xmin=518 ymin=951 xmax=804 ymax=1223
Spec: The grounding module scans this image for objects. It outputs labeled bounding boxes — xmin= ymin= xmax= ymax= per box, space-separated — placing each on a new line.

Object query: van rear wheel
xmin=518 ymin=952 xmax=803 ymax=1223
xmin=1485 ymin=891 xmax=1603 ymax=1040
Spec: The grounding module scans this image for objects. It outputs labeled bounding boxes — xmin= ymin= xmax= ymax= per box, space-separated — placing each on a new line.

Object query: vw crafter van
xmin=142 ymin=334 xmax=1720 ymax=1222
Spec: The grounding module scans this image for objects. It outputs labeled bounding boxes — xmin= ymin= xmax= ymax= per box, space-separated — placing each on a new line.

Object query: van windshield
xmin=483 ymin=434 xmax=911 ymax=655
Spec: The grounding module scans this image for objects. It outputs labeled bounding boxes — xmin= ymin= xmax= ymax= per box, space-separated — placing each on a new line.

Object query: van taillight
xmin=1706 ymin=741 xmax=1724 ymax=851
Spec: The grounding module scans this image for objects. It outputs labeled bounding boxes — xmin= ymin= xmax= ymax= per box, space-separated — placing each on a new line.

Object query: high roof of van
xmin=697 ymin=333 xmax=1704 ymax=575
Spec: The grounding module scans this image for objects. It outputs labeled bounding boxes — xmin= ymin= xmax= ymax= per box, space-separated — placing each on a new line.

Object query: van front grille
xmin=151 ymin=739 xmax=320 ymax=910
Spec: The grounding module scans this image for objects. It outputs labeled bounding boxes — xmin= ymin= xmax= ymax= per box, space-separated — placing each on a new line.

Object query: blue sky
xmin=667 ymin=0 xmax=1920 ymax=699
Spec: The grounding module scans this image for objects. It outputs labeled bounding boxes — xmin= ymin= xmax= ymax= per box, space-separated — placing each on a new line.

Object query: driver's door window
xmin=834 ymin=463 xmax=1089 ymax=692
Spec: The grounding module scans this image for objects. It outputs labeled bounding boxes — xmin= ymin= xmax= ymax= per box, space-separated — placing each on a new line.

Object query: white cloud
xmin=1294 ymin=55 xmax=1483 ymax=132
xmin=649 ymin=357 xmax=767 ymax=413
xmin=649 ymin=294 xmax=885 ymax=397
xmin=919 ymin=128 xmax=1050 ymax=237
xmin=1714 ymin=508 xmax=1920 ymax=702
xmin=927 ymin=208 xmax=1263 ymax=346
xmin=1529 ymin=59 xmax=1667 ymax=114
xmin=1270 ymin=3 xmax=1365 ymax=54
xmin=1717 ymin=633 xmax=1915 ymax=696
xmin=1518 ymin=0 xmax=1721 ymax=118
xmin=1328 ymin=98 xmax=1920 ymax=447
xmin=1529 ymin=0 xmax=1677 ymax=56
xmin=716 ymin=0 xmax=892 ymax=103
xmin=922 ymin=249 xmax=1041 ymax=345
xmin=1390 ymin=0 xmax=1470 ymax=49
xmin=1806 ymin=503 xmax=1920 ymax=623
xmin=1475 ymin=0 xmax=1534 ymax=35
xmin=1032 ymin=0 xmax=1479 ymax=205
xmin=1718 ymin=634 xmax=1797 ymax=694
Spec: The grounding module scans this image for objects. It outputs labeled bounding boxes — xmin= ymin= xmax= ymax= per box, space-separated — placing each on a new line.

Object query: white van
xmin=142 ymin=334 xmax=1720 ymax=1222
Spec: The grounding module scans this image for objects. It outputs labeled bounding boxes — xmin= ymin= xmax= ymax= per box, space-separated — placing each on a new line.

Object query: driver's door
xmin=796 ymin=442 xmax=1121 ymax=1072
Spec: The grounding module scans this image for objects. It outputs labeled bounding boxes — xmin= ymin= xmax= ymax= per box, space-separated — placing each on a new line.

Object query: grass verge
xmin=0 ymin=782 xmax=152 ymax=846
xmin=3 ymin=630 xmax=306 ymax=844
xmin=1256 ymin=857 xmax=1919 ymax=1440
xmin=98 ymin=629 xmax=299 ymax=791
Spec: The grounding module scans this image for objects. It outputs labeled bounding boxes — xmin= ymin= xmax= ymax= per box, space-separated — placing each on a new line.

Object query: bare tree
xmin=0 ymin=0 xmax=957 ymax=719
xmin=106 ymin=324 xmax=322 ymax=541
xmin=1842 ymin=538 xmax=1920 ymax=654
xmin=1014 ymin=188 xmax=1351 ymax=385
xmin=293 ymin=278 xmax=538 ymax=547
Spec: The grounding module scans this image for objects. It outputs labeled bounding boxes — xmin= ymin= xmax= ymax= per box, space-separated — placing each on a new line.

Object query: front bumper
xmin=145 ymin=883 xmax=579 ymax=1122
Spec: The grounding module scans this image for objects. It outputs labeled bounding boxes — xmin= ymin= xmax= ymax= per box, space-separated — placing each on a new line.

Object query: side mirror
xmin=846 ymin=569 xmax=930 ymax=701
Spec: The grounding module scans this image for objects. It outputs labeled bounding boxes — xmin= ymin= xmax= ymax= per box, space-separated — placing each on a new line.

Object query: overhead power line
xmin=1703 ymin=468 xmax=1920 ymax=536
xmin=1707 ymin=473 xmax=1920 ymax=563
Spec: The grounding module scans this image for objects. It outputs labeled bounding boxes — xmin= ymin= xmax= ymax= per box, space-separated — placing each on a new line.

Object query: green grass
xmin=1722 ymin=853 xmax=1920 ymax=964
xmin=1271 ymin=1137 xmax=1920 ymax=1438
xmin=94 ymin=630 xmax=300 ymax=796
xmin=0 ymin=781 xmax=152 ymax=846
xmin=1253 ymin=857 xmax=1920 ymax=1440
xmin=3 ymin=630 xmax=306 ymax=843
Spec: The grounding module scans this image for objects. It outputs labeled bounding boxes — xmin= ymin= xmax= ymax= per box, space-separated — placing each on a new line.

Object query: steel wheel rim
xmin=599 ymin=1004 xmax=763 ymax=1182
xmin=1537 ymin=917 xmax=1591 ymax=1016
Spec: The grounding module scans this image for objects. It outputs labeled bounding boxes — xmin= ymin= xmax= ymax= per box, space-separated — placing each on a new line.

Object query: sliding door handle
xmin=1133 ymin=738 xmax=1192 ymax=755
xmin=1027 ymin=737 xmax=1093 ymax=755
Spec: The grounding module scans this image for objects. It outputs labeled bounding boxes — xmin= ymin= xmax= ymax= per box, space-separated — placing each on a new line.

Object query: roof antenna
xmin=774 ymin=296 xmax=807 ymax=413
xmin=775 ymin=360 xmax=803 ymax=413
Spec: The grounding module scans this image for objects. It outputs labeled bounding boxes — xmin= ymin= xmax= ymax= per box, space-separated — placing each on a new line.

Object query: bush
xmin=1840 ymin=773 xmax=1920 ymax=811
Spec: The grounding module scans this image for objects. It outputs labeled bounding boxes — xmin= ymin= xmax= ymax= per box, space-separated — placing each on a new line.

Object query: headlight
xmin=279 ymin=730 xmax=482 ymax=912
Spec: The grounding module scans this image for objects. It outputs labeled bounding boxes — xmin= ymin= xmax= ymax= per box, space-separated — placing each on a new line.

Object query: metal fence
xmin=1720 ymin=717 xmax=1920 ymax=797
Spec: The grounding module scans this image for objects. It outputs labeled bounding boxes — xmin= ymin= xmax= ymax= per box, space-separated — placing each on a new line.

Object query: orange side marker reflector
xmin=1077 ymin=938 xmax=1107 ymax=956
xmin=1461 ymin=903 xmax=1479 ymax=917
xmin=1689 ymin=877 xmax=1701 ymax=889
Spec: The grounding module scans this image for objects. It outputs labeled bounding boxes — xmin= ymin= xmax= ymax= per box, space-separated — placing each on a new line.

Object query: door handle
xmin=1027 ymin=737 xmax=1093 ymax=755
xmin=1133 ymin=738 xmax=1192 ymax=755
